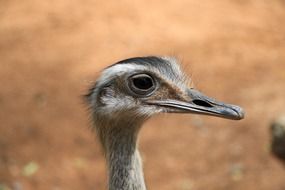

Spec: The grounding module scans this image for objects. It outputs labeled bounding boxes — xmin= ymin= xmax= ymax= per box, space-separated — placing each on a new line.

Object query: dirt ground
xmin=1 ymin=0 xmax=285 ymax=189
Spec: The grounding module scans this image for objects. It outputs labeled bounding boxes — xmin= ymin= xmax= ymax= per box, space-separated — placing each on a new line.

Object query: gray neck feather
xmin=94 ymin=117 xmax=147 ymax=190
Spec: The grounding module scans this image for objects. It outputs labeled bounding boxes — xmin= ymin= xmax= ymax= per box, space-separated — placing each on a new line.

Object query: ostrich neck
xmin=97 ymin=119 xmax=146 ymax=190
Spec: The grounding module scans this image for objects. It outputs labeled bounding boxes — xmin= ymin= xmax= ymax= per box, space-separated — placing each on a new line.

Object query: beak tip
xmin=239 ymin=111 xmax=245 ymax=120
xmin=233 ymin=106 xmax=245 ymax=120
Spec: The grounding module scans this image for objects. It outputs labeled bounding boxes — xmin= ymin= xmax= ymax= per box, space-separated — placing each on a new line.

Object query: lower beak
xmin=146 ymin=89 xmax=245 ymax=120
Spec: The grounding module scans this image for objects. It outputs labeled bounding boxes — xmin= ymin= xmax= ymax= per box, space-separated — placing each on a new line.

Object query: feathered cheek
xmin=100 ymin=95 xmax=138 ymax=114
xmin=135 ymin=105 xmax=163 ymax=118
xmin=97 ymin=87 xmax=116 ymax=106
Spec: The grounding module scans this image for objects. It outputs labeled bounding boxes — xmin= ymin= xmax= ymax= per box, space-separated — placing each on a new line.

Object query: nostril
xmin=192 ymin=100 xmax=213 ymax=107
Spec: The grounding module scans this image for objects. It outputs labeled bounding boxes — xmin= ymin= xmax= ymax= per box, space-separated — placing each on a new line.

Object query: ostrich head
xmin=86 ymin=56 xmax=244 ymax=136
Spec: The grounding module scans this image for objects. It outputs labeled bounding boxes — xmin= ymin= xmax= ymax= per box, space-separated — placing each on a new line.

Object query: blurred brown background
xmin=1 ymin=0 xmax=285 ymax=190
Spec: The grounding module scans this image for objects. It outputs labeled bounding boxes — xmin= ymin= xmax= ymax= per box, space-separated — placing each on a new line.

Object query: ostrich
xmin=85 ymin=56 xmax=244 ymax=190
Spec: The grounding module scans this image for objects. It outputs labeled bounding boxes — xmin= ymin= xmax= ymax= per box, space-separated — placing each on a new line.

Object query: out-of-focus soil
xmin=1 ymin=0 xmax=285 ymax=189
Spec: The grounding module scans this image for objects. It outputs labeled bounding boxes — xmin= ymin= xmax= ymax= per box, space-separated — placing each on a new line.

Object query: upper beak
xmin=146 ymin=89 xmax=245 ymax=120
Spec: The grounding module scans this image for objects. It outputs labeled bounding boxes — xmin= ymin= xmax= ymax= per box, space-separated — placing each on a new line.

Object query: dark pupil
xmin=133 ymin=77 xmax=153 ymax=90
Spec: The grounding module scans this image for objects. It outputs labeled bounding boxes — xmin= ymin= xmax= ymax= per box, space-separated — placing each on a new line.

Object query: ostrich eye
xmin=133 ymin=75 xmax=153 ymax=90
xmin=129 ymin=74 xmax=156 ymax=96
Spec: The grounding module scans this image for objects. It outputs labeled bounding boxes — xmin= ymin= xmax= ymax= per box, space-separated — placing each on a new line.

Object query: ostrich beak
xmin=147 ymin=89 xmax=245 ymax=120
